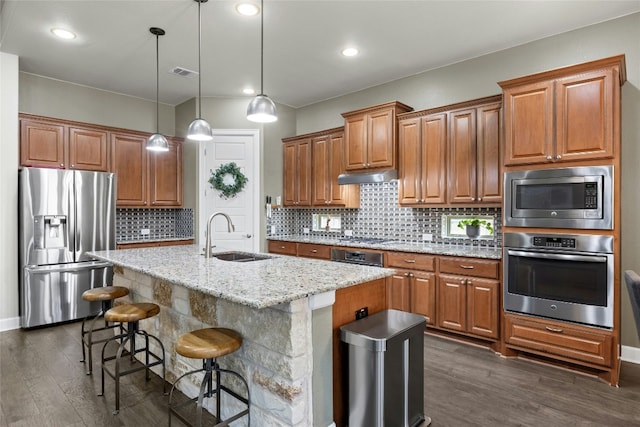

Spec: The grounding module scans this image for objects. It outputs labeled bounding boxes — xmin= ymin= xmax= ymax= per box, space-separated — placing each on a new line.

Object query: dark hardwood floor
xmin=2 ymin=322 xmax=640 ymax=426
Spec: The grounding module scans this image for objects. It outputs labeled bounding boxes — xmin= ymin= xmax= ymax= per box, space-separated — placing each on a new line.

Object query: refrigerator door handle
xmin=25 ymin=260 xmax=113 ymax=274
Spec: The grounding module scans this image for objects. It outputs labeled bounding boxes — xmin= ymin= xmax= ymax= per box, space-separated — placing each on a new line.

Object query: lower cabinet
xmin=504 ymin=313 xmax=612 ymax=367
xmin=267 ymin=240 xmax=298 ymax=256
xmin=437 ymin=256 xmax=500 ymax=340
xmin=386 ymin=251 xmax=436 ymax=326
xmin=297 ymin=242 xmax=332 ymax=260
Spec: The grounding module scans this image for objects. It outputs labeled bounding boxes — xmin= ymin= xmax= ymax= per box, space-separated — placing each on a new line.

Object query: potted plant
xmin=458 ymin=218 xmax=494 ymax=239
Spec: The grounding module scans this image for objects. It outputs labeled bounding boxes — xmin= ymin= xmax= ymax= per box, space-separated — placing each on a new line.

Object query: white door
xmin=198 ymin=129 xmax=260 ymax=252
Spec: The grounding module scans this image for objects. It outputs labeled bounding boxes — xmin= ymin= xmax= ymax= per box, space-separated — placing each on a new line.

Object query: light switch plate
xmin=140 ymin=228 xmax=150 ymax=235
xmin=344 ymin=230 xmax=353 ymax=237
xmin=271 ymin=225 xmax=276 ymax=234
xmin=303 ymin=228 xmax=310 ymax=234
xmin=422 ymin=233 xmax=433 ymax=242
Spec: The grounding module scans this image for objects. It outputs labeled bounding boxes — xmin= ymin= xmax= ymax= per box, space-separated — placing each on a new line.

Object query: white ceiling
xmin=1 ymin=1 xmax=639 ymax=108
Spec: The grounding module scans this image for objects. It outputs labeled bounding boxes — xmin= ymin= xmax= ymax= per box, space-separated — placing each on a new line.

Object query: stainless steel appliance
xmin=503 ymin=232 xmax=613 ymax=329
xmin=504 ymin=165 xmax=613 ymax=230
xmin=19 ymin=167 xmax=116 ymax=328
xmin=331 ymin=247 xmax=384 ymax=267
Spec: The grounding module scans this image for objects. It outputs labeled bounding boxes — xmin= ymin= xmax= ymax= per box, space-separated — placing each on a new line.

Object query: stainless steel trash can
xmin=340 ymin=309 xmax=429 ymax=427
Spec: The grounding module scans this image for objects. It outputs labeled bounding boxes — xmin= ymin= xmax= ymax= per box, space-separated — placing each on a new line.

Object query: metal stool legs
xmin=99 ymin=320 xmax=167 ymax=414
xmin=168 ymin=358 xmax=250 ymax=427
xmin=80 ymin=299 xmax=123 ymax=375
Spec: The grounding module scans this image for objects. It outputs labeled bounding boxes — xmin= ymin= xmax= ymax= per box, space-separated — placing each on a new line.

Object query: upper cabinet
xmin=283 ymin=137 xmax=312 ymax=207
xmin=20 ymin=114 xmax=183 ymax=208
xmin=283 ymin=128 xmax=359 ymax=208
xmin=311 ymin=130 xmax=359 ymax=208
xmin=342 ymin=101 xmax=413 ymax=172
xmin=397 ymin=96 xmax=502 ymax=207
xmin=111 ymin=132 xmax=184 ymax=208
xmin=20 ymin=115 xmax=109 ymax=171
xmin=499 ymin=55 xmax=625 ymax=166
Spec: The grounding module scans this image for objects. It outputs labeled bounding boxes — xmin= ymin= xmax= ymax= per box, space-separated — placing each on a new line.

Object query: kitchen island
xmin=89 ymin=244 xmax=395 ymax=427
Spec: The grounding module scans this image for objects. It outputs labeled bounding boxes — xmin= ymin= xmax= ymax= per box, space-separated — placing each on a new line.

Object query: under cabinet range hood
xmin=337 ymin=169 xmax=398 ymax=185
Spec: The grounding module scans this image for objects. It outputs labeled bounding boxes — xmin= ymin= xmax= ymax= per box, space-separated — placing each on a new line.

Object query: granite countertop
xmin=268 ymin=235 xmax=502 ymax=260
xmin=89 ymin=244 xmax=395 ymax=309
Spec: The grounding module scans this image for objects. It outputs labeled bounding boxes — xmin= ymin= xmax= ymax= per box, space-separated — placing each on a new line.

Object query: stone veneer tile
xmin=241 ymin=341 xmax=308 ymax=381
xmin=153 ymin=280 xmax=172 ymax=307
xmin=189 ymin=290 xmax=217 ymax=324
xmin=250 ymin=371 xmax=308 ymax=424
xmin=216 ymin=299 xmax=311 ymax=358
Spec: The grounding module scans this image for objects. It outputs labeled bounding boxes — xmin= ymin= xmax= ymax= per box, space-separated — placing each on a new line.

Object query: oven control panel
xmin=532 ymin=236 xmax=576 ymax=248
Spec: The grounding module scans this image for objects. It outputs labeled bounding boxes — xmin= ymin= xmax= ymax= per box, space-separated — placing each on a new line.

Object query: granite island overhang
xmin=89 ymin=244 xmax=395 ymax=426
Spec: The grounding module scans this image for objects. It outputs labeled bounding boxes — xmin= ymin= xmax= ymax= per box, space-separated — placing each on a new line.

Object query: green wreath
xmin=208 ymin=162 xmax=248 ymax=199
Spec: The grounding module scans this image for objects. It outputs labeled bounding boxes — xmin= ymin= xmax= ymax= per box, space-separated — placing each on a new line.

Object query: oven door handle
xmin=506 ymin=250 xmax=607 ymax=263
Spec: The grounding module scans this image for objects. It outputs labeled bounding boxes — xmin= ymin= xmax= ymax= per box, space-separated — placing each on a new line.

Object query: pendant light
xmin=246 ymin=0 xmax=277 ymax=123
xmin=187 ymin=0 xmax=213 ymax=141
xmin=146 ymin=27 xmax=169 ymax=151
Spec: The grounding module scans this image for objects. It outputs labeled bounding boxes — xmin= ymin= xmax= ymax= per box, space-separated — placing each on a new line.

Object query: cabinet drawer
xmin=268 ymin=240 xmax=298 ymax=256
xmin=504 ymin=314 xmax=612 ymax=367
xmin=439 ymin=257 xmax=499 ymax=279
xmin=386 ymin=252 xmax=435 ymax=272
xmin=297 ymin=243 xmax=331 ymax=260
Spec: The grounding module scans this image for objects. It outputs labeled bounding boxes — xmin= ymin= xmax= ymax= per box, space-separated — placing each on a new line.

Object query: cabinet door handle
xmin=404 ymin=259 xmax=416 ymax=263
xmin=546 ymin=155 xmax=553 ymax=160
xmin=459 ymin=265 xmax=475 ymax=269
xmin=311 ymin=249 xmax=317 ymax=253
xmin=554 ymin=155 xmax=562 ymax=160
xmin=545 ymin=326 xmax=564 ymax=333
xmin=404 ymin=272 xmax=410 ymax=277
xmin=280 ymin=246 xmax=286 ymax=249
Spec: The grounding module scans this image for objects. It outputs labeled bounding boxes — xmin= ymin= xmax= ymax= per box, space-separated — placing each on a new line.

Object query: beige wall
xmin=0 ymin=52 xmax=20 ymax=328
xmin=296 ymin=13 xmax=640 ymax=349
xmin=175 ymin=96 xmax=295 ymax=249
xmin=19 ymin=73 xmax=175 ymax=135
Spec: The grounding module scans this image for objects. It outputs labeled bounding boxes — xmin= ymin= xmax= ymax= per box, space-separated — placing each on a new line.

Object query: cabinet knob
xmin=60 ymin=163 xmax=64 ymax=168
xmin=460 ymin=279 xmax=466 ymax=285
xmin=546 ymin=155 xmax=553 ymax=160
xmin=471 ymin=197 xmax=475 ymax=201
xmin=404 ymin=273 xmax=410 ymax=277
xmin=362 ymin=163 xmax=367 ymax=167
xmin=554 ymin=155 xmax=562 ymax=160
xmin=478 ymin=197 xmax=482 ymax=201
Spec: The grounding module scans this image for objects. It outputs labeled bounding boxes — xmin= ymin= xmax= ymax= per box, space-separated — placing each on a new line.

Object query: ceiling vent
xmin=170 ymin=66 xmax=198 ymax=78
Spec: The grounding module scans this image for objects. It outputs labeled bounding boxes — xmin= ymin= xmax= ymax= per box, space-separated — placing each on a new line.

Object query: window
xmin=312 ymin=213 xmax=342 ymax=232
xmin=442 ymin=215 xmax=495 ymax=239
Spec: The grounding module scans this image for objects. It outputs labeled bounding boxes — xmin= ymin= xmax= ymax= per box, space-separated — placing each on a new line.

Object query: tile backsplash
xmin=267 ymin=181 xmax=502 ymax=248
xmin=116 ymin=208 xmax=194 ymax=242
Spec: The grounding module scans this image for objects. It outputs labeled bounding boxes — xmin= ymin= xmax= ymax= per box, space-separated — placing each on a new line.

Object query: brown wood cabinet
xmin=500 ymin=55 xmax=625 ymax=166
xmin=448 ymin=102 xmax=502 ymax=205
xmin=148 ymin=138 xmax=183 ymax=207
xmin=111 ymin=132 xmax=183 ymax=208
xmin=267 ymin=240 xmax=298 ymax=256
xmin=437 ymin=256 xmax=500 ymax=340
xmin=297 ymin=242 xmax=332 ymax=260
xmin=386 ymin=251 xmax=436 ymax=325
xmin=397 ymin=96 xmax=502 ymax=206
xmin=283 ymin=137 xmax=312 ymax=207
xmin=20 ymin=115 xmax=109 ymax=171
xmin=504 ymin=313 xmax=612 ymax=367
xmin=398 ymin=114 xmax=447 ymax=205
xmin=311 ymin=130 xmax=359 ymax=208
xmin=116 ymin=239 xmax=193 ymax=249
xmin=342 ymin=101 xmax=412 ymax=171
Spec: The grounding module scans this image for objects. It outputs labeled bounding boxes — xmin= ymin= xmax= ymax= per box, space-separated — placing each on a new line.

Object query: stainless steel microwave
xmin=504 ymin=165 xmax=613 ymax=230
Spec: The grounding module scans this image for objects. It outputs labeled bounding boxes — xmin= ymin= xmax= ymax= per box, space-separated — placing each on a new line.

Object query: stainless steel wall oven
xmin=503 ymin=232 xmax=613 ymax=329
xmin=504 ymin=165 xmax=613 ymax=230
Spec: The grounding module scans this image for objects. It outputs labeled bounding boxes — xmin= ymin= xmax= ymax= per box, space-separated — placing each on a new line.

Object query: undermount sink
xmin=212 ymin=251 xmax=273 ymax=262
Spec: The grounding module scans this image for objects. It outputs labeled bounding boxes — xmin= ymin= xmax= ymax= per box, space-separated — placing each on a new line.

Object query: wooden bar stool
xmin=99 ymin=302 xmax=167 ymax=415
xmin=80 ymin=286 xmax=130 ymax=375
xmin=169 ymin=328 xmax=250 ymax=427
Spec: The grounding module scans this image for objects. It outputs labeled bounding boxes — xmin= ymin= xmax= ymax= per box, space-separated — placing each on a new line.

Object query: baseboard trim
xmin=0 ymin=316 xmax=20 ymax=332
xmin=621 ymin=345 xmax=640 ymax=365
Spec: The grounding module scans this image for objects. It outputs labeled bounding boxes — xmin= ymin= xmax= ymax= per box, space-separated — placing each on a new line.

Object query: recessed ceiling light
xmin=341 ymin=47 xmax=359 ymax=57
xmin=243 ymin=87 xmax=256 ymax=95
xmin=51 ymin=28 xmax=76 ymax=40
xmin=236 ymin=3 xmax=259 ymax=16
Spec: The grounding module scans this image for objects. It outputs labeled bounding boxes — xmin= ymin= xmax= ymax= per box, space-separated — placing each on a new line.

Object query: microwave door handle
xmin=507 ymin=250 xmax=607 ymax=263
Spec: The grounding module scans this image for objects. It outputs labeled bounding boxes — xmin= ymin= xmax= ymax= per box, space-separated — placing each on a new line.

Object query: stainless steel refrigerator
xmin=19 ymin=167 xmax=116 ymax=328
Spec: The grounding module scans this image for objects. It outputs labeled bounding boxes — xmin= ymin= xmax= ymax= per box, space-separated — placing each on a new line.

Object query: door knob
xmin=244 ymin=234 xmax=252 ymax=238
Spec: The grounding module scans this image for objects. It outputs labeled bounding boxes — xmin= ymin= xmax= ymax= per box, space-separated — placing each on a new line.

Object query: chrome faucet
xmin=204 ymin=212 xmax=235 ymax=258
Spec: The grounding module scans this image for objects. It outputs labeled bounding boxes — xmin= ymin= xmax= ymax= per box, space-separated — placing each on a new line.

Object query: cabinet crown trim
xmin=397 ymin=95 xmax=502 ymax=120
xmin=498 ymin=54 xmax=626 ymax=89
xmin=282 ymin=126 xmax=344 ymax=143
xmin=341 ymin=100 xmax=413 ymax=118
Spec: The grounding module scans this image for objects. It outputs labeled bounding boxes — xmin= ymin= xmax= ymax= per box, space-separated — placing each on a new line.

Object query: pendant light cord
xmin=197 ymin=0 xmax=203 ymax=117
xmin=260 ymin=0 xmax=264 ymax=96
xmin=155 ymin=32 xmax=160 ymax=133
